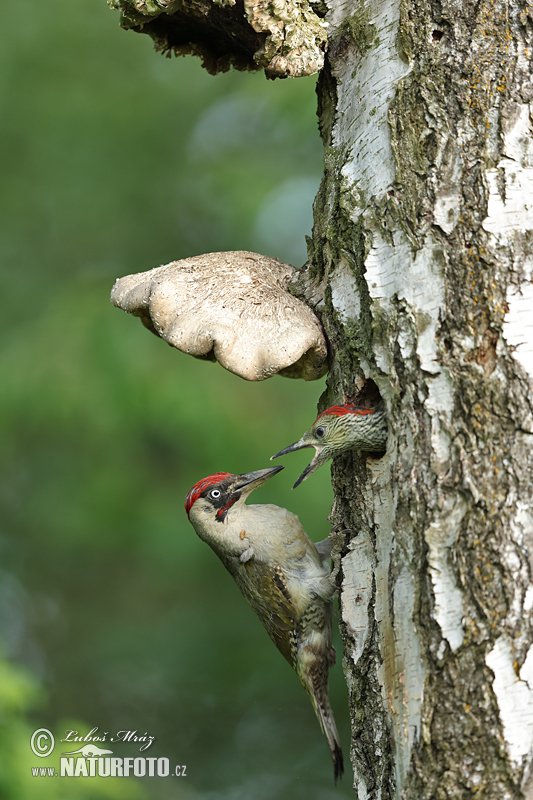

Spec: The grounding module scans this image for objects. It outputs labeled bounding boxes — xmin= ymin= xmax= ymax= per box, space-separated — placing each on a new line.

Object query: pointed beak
xmin=292 ymin=452 xmax=322 ymax=488
xmin=270 ymin=438 xmax=311 ymax=460
xmin=271 ymin=438 xmax=323 ymax=489
xmin=233 ymin=465 xmax=284 ymax=494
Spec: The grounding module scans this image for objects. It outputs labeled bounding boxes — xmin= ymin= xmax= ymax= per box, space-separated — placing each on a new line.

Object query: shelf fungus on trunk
xmin=109 ymin=0 xmax=327 ymax=79
xmin=111 ymin=250 xmax=328 ymax=381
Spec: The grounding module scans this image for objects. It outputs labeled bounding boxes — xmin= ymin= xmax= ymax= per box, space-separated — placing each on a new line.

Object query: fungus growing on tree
xmin=111 ymin=250 xmax=328 ymax=381
xmin=109 ymin=0 xmax=327 ymax=79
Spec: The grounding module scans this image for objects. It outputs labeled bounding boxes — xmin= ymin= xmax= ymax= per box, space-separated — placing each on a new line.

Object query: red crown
xmin=314 ymin=404 xmax=375 ymax=423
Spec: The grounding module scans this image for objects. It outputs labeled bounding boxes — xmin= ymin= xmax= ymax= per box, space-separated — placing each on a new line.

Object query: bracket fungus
xmin=111 ymin=250 xmax=328 ymax=381
xmin=109 ymin=0 xmax=327 ymax=79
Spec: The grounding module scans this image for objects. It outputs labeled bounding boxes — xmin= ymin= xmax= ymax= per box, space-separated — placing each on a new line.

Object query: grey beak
xmin=270 ymin=438 xmax=311 ymax=460
xmin=292 ymin=461 xmax=315 ymax=489
xmin=233 ymin=465 xmax=284 ymax=493
xmin=272 ymin=439 xmax=320 ymax=489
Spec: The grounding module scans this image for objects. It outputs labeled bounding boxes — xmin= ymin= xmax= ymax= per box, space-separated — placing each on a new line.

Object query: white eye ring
xmin=315 ymin=426 xmax=325 ymax=438
xmin=210 ymin=489 xmax=221 ymax=499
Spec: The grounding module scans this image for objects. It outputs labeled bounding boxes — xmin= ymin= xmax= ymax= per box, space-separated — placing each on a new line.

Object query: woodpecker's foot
xmin=329 ymin=523 xmax=357 ymax=538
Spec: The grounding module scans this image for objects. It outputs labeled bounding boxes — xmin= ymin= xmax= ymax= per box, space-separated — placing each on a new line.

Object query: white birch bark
xmin=295 ymin=0 xmax=533 ymax=795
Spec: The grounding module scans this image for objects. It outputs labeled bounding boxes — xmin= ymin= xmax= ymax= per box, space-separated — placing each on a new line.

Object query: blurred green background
xmin=0 ymin=1 xmax=352 ymax=797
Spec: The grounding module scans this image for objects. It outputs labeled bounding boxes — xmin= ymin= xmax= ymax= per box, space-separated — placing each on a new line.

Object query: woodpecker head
xmin=185 ymin=466 xmax=284 ymax=529
xmin=271 ymin=403 xmax=388 ymax=488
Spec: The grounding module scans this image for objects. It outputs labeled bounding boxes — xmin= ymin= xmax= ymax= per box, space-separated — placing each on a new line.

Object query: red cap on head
xmin=314 ymin=404 xmax=375 ymax=424
xmin=185 ymin=472 xmax=232 ymax=517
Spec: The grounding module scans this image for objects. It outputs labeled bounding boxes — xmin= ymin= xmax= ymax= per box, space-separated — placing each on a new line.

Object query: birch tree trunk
xmin=295 ymin=0 xmax=533 ymax=795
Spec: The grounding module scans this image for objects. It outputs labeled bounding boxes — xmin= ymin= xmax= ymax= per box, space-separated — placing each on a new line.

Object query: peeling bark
xmin=295 ymin=0 xmax=533 ymax=795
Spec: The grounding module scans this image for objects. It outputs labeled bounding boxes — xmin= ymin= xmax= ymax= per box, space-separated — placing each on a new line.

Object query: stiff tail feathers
xmin=314 ymin=694 xmax=344 ymax=782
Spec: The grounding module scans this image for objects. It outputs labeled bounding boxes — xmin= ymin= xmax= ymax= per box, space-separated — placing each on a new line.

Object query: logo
xmin=62 ymin=744 xmax=114 ymax=757
xmin=30 ymin=726 xmax=188 ymax=779
xmin=31 ymin=729 xmax=55 ymax=758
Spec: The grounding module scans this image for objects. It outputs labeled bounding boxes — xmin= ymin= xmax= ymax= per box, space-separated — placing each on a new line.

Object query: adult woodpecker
xmin=272 ymin=402 xmax=388 ymax=488
xmin=185 ymin=466 xmax=343 ymax=782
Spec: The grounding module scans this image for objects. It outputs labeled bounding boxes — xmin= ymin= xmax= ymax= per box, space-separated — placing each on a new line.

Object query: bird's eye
xmin=315 ymin=426 xmax=325 ymax=438
xmin=210 ymin=489 xmax=221 ymax=499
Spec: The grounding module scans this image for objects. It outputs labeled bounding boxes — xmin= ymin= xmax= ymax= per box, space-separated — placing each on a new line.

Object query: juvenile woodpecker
xmin=272 ymin=402 xmax=388 ymax=488
xmin=185 ymin=466 xmax=343 ymax=781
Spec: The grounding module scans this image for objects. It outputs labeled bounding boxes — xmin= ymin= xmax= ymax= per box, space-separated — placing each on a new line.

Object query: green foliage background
xmin=0 ymin=1 xmax=352 ymax=797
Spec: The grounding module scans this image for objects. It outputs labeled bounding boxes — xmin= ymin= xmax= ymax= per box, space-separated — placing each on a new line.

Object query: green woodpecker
xmin=272 ymin=403 xmax=388 ymax=488
xmin=185 ymin=466 xmax=343 ymax=781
